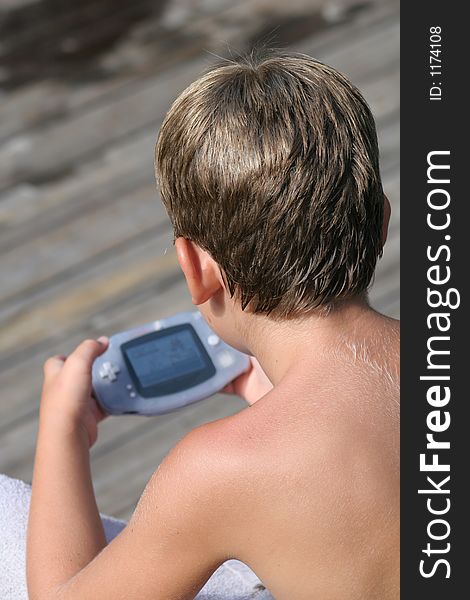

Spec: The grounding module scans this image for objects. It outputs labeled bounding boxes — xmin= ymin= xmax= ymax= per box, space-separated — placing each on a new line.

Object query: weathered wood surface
xmin=0 ymin=0 xmax=399 ymax=519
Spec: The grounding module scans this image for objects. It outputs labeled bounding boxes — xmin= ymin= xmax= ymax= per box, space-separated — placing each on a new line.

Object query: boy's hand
xmin=222 ymin=357 xmax=273 ymax=406
xmin=40 ymin=337 xmax=109 ymax=448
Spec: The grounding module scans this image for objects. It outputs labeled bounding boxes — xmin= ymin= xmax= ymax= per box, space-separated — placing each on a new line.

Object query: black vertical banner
xmin=401 ymin=2 xmax=468 ymax=598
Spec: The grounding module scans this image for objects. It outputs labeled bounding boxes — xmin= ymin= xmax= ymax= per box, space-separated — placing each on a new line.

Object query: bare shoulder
xmin=128 ymin=412 xmax=257 ymax=559
xmin=157 ymin=412 xmax=253 ymax=485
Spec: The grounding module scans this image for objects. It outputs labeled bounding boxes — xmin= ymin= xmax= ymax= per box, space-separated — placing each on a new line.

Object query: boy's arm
xmin=26 ymin=340 xmax=233 ymax=600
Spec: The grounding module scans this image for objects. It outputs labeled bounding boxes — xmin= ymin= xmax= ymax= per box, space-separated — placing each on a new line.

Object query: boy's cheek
xmin=198 ymin=294 xmax=251 ymax=353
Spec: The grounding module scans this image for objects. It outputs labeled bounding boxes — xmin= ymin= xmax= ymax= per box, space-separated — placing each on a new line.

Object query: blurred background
xmin=0 ymin=0 xmax=399 ymax=520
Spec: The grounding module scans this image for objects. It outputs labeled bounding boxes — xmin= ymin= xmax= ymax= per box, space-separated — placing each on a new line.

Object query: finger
xmin=225 ymin=370 xmax=252 ymax=397
xmin=65 ymin=336 xmax=109 ymax=374
xmin=221 ymin=357 xmax=253 ymax=394
xmin=43 ymin=355 xmax=67 ymax=379
xmin=231 ymin=370 xmax=251 ymax=397
xmin=92 ymin=396 xmax=108 ymax=423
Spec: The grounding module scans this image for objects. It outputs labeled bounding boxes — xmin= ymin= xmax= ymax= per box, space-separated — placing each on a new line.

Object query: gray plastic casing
xmin=92 ymin=311 xmax=250 ymax=416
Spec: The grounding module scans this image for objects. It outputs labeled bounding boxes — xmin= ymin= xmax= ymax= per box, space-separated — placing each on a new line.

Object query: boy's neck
xmin=242 ymin=297 xmax=385 ymax=386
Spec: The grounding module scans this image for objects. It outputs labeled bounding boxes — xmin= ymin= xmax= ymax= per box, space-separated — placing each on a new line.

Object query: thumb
xmin=65 ymin=336 xmax=109 ymax=375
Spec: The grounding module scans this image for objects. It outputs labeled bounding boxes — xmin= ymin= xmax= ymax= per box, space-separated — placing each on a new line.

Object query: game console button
xmin=99 ymin=361 xmax=120 ymax=382
xmin=208 ymin=334 xmax=220 ymax=346
xmin=216 ymin=349 xmax=234 ymax=368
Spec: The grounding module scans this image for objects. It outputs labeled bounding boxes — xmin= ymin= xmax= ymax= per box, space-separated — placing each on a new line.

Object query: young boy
xmin=27 ymin=49 xmax=399 ymax=599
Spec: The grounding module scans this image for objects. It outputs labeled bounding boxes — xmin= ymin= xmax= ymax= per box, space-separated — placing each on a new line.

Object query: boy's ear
xmin=174 ymin=237 xmax=223 ymax=305
xmin=382 ymin=194 xmax=391 ymax=246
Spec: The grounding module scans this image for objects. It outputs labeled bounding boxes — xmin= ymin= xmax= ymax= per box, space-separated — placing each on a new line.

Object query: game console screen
xmin=122 ymin=325 xmax=213 ymax=392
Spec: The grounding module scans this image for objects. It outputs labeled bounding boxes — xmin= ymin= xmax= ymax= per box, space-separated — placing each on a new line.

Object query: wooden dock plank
xmin=0 ymin=0 xmax=397 ymax=142
xmin=0 ymin=64 xmax=399 ymax=332
xmin=0 ymin=1 xmax=399 ymax=521
xmin=0 ymin=13 xmax=398 ymax=190
xmin=0 ymin=164 xmax=399 ymax=491
xmin=0 ymin=39 xmax=399 ymax=364
xmin=0 ymin=164 xmax=399 ymax=474
xmin=0 ymin=63 xmax=398 ymax=246
xmin=0 ymin=183 xmax=168 ymax=310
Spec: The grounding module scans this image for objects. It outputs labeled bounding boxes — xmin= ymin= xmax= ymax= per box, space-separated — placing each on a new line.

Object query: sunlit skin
xmin=27 ymin=198 xmax=399 ymax=600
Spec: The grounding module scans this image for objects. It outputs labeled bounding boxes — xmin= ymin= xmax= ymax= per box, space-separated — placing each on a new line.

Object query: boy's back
xmin=193 ymin=305 xmax=399 ymax=600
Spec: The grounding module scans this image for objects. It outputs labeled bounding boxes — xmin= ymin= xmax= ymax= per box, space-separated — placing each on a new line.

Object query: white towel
xmin=0 ymin=474 xmax=273 ymax=600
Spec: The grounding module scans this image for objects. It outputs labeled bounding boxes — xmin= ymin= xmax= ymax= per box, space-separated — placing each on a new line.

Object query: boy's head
xmin=155 ymin=48 xmax=388 ymax=346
